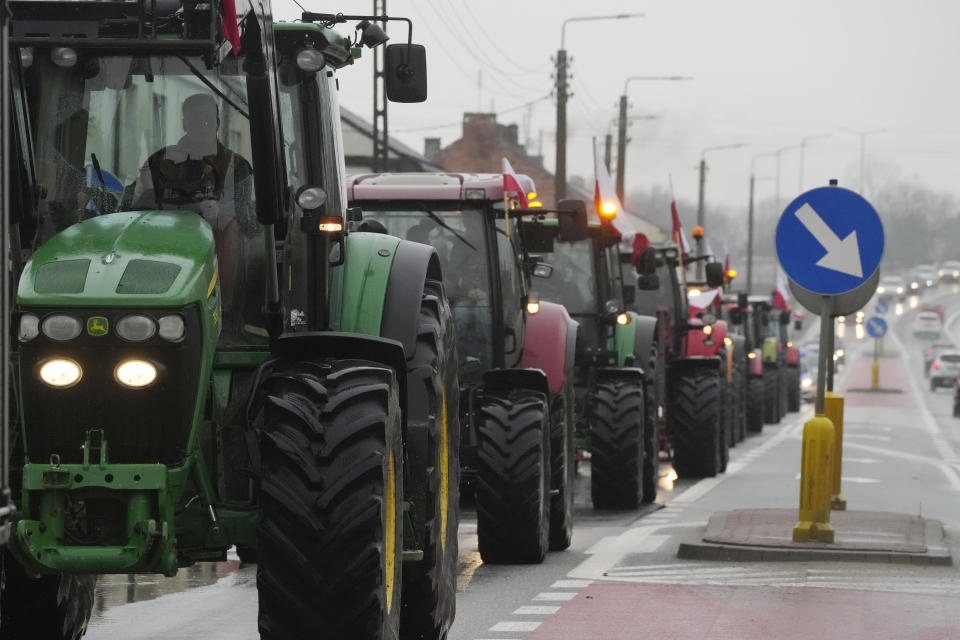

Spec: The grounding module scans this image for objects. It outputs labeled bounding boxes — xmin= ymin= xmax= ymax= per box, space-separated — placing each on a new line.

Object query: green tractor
xmin=0 ymin=0 xmax=13 ymax=551
xmin=521 ymin=212 xmax=659 ymax=508
xmin=3 ymin=3 xmax=459 ymax=639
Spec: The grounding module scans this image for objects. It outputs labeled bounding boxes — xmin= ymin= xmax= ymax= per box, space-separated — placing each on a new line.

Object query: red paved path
xmin=841 ymin=352 xmax=917 ymax=408
xmin=525 ymin=583 xmax=957 ymax=640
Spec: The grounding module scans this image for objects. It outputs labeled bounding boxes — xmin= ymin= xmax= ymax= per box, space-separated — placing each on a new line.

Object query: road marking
xmin=489 ymin=621 xmax=540 ymax=632
xmin=844 ymin=457 xmax=880 ymax=463
xmin=840 ymin=476 xmax=881 ymax=484
xmin=513 ymin=606 xmax=560 ymax=615
xmin=845 ymin=433 xmax=891 ymax=441
xmin=550 ymin=580 xmax=592 ymax=589
xmin=534 ymin=592 xmax=577 ymax=602
xmin=844 ymin=441 xmax=960 ymax=491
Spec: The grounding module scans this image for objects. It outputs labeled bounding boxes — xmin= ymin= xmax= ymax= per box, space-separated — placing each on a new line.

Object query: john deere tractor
xmin=3 ymin=3 xmax=459 ymax=640
xmin=521 ymin=210 xmax=659 ymax=508
xmin=347 ymin=173 xmax=582 ymax=561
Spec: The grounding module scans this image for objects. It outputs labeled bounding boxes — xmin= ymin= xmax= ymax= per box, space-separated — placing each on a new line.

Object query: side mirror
xmin=637 ymin=273 xmax=660 ymax=290
xmin=794 ymin=319 xmax=803 ymax=331
xmin=780 ymin=310 xmax=791 ymax=325
xmin=622 ymin=285 xmax=636 ymax=306
xmin=729 ymin=308 xmax=744 ymax=325
xmin=634 ymin=247 xmax=657 ymax=276
xmin=519 ymin=220 xmax=555 ymax=253
xmin=557 ymin=199 xmax=588 ymax=242
xmin=705 ymin=262 xmax=725 ymax=288
xmin=385 ymin=43 xmax=427 ymax=103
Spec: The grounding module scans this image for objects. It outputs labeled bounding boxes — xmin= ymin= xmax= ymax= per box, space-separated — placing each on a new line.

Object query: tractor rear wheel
xmin=400 ymin=279 xmax=460 ymax=640
xmin=548 ymin=382 xmax=575 ymax=550
xmin=641 ymin=374 xmax=661 ymax=504
xmin=736 ymin=358 xmax=748 ymax=442
xmin=258 ymin=360 xmax=403 ymax=640
xmin=718 ymin=377 xmax=730 ymax=473
xmin=0 ymin=552 xmax=95 ymax=640
xmin=590 ymin=377 xmax=645 ymax=510
xmin=670 ymin=367 xmax=722 ymax=478
xmin=786 ymin=366 xmax=801 ymax=412
xmin=778 ymin=367 xmax=789 ymax=419
xmin=477 ymin=390 xmax=550 ymax=563
xmin=746 ymin=377 xmax=765 ymax=434
xmin=763 ymin=368 xmax=780 ymax=424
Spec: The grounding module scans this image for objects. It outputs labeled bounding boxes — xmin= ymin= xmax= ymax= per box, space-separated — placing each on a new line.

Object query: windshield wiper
xmin=177 ymin=55 xmax=249 ymax=119
xmin=415 ymin=202 xmax=477 ymax=251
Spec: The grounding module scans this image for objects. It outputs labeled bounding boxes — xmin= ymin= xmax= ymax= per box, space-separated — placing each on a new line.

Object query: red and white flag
xmin=592 ymin=138 xmax=636 ymax=251
xmin=221 ymin=0 xmax=242 ymax=54
xmin=773 ymin=267 xmax=791 ymax=311
xmin=502 ymin=157 xmax=528 ymax=208
xmin=669 ymin=176 xmax=691 ymax=263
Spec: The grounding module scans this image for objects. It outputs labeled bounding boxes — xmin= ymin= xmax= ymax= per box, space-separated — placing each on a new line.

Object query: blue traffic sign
xmin=866 ymin=316 xmax=888 ymax=338
xmin=776 ymin=187 xmax=884 ymax=296
xmin=875 ymin=299 xmax=889 ymax=315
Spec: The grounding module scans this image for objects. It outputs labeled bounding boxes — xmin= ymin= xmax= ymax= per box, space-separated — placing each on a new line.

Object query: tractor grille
xmin=19 ymin=306 xmax=203 ymax=465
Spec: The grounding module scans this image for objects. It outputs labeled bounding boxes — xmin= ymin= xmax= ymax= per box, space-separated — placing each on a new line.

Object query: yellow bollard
xmin=825 ymin=392 xmax=847 ymax=511
xmin=871 ymin=362 xmax=880 ymax=390
xmin=793 ymin=415 xmax=835 ymax=543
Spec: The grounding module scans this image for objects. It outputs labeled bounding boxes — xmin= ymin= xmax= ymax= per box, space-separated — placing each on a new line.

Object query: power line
xmin=391 ymin=94 xmax=552 ymax=133
xmin=458 ymin=1 xmax=552 ymax=76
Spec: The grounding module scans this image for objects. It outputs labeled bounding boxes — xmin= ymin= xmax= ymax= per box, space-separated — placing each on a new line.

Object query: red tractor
xmin=346 ymin=173 xmax=582 ymax=561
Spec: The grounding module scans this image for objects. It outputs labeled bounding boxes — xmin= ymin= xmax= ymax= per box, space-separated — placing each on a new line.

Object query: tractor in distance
xmin=346 ymin=172 xmax=583 ymax=563
xmin=0 ymin=0 xmax=13 ymax=554
xmin=724 ymin=293 xmax=771 ymax=435
xmin=3 ymin=3 xmax=461 ymax=639
xmin=756 ymin=298 xmax=802 ymax=421
xmin=520 ymin=203 xmax=660 ymax=508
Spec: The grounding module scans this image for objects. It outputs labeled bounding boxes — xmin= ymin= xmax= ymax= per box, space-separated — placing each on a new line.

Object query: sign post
xmin=866 ymin=316 xmax=888 ymax=390
xmin=776 ymin=181 xmax=884 ymax=541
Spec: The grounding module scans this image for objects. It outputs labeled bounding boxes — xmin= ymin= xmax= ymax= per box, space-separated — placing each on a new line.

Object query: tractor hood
xmin=18 ymin=211 xmax=217 ymax=308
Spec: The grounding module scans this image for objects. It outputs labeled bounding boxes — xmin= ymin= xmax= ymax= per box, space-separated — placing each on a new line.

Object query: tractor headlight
xmin=114 ymin=359 xmax=158 ymax=389
xmin=296 ymin=186 xmax=327 ymax=211
xmin=158 ymin=314 xmax=186 ymax=342
xmin=41 ymin=314 xmax=83 ymax=341
xmin=748 ymin=352 xmax=757 ymax=360
xmin=605 ymin=299 xmax=620 ymax=314
xmin=616 ymin=313 xmax=630 ymax=326
xmin=18 ymin=314 xmax=40 ymax=342
xmin=39 ymin=358 xmax=82 ymax=388
xmin=802 ymin=376 xmax=813 ymax=388
xmin=296 ymin=47 xmax=327 ymax=72
xmin=896 ymin=286 xmax=904 ymax=294
xmin=116 ymin=314 xmax=157 ymax=342
xmin=702 ymin=324 xmax=713 ymax=335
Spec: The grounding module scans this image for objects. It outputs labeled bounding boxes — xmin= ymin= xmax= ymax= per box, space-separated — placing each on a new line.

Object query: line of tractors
xmin=0 ymin=2 xmax=800 ymax=639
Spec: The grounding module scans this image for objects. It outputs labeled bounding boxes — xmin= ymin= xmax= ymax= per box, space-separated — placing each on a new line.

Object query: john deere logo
xmin=87 ymin=316 xmax=109 ymax=336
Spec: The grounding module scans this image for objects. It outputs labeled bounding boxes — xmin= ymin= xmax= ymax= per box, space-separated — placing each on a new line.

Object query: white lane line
xmin=550 ymin=579 xmax=592 ymax=589
xmin=844 ymin=457 xmax=880 ymax=463
xmin=513 ymin=606 xmax=560 ymax=615
xmin=534 ymin=592 xmax=577 ymax=602
xmin=489 ymin=621 xmax=540 ymax=632
xmin=845 ymin=434 xmax=892 ymax=441
xmin=844 ymin=440 xmax=960 ymax=491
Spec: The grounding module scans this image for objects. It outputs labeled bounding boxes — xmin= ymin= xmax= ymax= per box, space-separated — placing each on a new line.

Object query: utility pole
xmin=841 ymin=128 xmax=885 ymax=195
xmin=747 ymin=173 xmax=755 ymax=295
xmin=604 ymin=133 xmax=612 ymax=172
xmin=696 ymin=143 xmax=745 ymax=278
xmin=371 ymin=0 xmax=388 ymax=172
xmin=615 ymin=95 xmax=628 ymax=202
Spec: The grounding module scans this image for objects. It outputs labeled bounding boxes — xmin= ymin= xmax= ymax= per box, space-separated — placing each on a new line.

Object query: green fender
xmin=614 ymin=311 xmax=643 ymax=367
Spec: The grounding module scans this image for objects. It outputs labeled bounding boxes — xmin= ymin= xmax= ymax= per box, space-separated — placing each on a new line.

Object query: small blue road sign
xmin=875 ymin=299 xmax=889 ymax=315
xmin=776 ymin=187 xmax=884 ymax=296
xmin=866 ymin=316 xmax=888 ymax=339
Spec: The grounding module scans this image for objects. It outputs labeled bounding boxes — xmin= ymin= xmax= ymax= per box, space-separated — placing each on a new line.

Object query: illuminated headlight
xmin=856 ymin=311 xmax=864 ymax=321
xmin=115 ymin=360 xmax=158 ymax=389
xmin=896 ymin=287 xmax=904 ymax=294
xmin=910 ymin=282 xmax=919 ymax=289
xmin=296 ymin=47 xmax=326 ymax=72
xmin=616 ymin=313 xmax=630 ymax=326
xmin=953 ymin=271 xmax=958 ymax=278
xmin=158 ymin=314 xmax=185 ymax=342
xmin=41 ymin=314 xmax=82 ymax=341
xmin=18 ymin=314 xmax=40 ymax=342
xmin=939 ymin=270 xmax=944 ymax=277
xmin=877 ymin=286 xmax=885 ymax=293
xmin=835 ymin=349 xmax=844 ymax=357
xmin=801 ymin=377 xmax=813 ymax=388
xmin=39 ymin=358 xmax=82 ymax=388
xmin=723 ymin=336 xmax=732 ymax=346
xmin=702 ymin=325 xmax=713 ymax=335
xmin=116 ymin=314 xmax=157 ymax=342
xmin=747 ymin=352 xmax=757 ymax=359
xmin=688 ymin=287 xmax=702 ymax=296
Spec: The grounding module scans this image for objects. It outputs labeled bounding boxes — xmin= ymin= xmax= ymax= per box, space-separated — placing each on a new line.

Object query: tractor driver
xmin=130 ymin=93 xmax=257 ymax=318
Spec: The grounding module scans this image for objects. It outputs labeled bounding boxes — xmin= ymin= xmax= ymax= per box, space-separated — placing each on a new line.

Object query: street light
xmin=841 ymin=128 xmax=886 ymax=194
xmin=555 ymin=13 xmax=644 ymax=202
xmin=798 ymin=134 xmax=829 ymax=192
xmin=747 ymin=152 xmax=777 ymax=295
xmin=616 ymin=75 xmax=691 ymax=202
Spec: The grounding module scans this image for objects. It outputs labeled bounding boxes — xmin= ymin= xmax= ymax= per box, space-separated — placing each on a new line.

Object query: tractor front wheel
xmin=548 ymin=383 xmax=575 ymax=550
xmin=669 ymin=367 xmax=722 ymax=478
xmin=590 ymin=376 xmax=645 ymax=510
xmin=786 ymin=366 xmax=801 ymax=412
xmin=477 ymin=390 xmax=550 ymax=564
xmin=641 ymin=375 xmax=661 ymax=504
xmin=258 ymin=360 xmax=403 ymax=640
xmin=763 ymin=368 xmax=780 ymax=424
xmin=746 ymin=377 xmax=765 ymax=434
xmin=0 ymin=553 xmax=95 ymax=640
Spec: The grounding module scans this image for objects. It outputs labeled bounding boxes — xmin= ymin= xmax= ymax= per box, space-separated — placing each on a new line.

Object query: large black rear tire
xmin=669 ymin=367 xmax=722 ymax=478
xmin=258 ymin=360 xmax=403 ymax=640
xmin=763 ymin=368 xmax=780 ymax=424
xmin=641 ymin=374 xmax=661 ymax=504
xmin=746 ymin=377 xmax=765 ymax=434
xmin=590 ymin=377 xmax=645 ymax=510
xmin=786 ymin=366 xmax=801 ymax=412
xmin=476 ymin=390 xmax=550 ymax=564
xmin=548 ymin=383 xmax=575 ymax=550
xmin=718 ymin=375 xmax=730 ymax=473
xmin=0 ymin=552 xmax=95 ymax=640
xmin=400 ymin=279 xmax=461 ymax=640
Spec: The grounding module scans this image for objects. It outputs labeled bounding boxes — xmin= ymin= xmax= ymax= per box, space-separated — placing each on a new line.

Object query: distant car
xmin=918 ymin=303 xmax=945 ymax=323
xmin=906 ymin=271 xmax=922 ymax=294
xmin=833 ymin=340 xmax=846 ymax=368
xmin=915 ymin=264 xmax=937 ymax=288
xmin=930 ymin=351 xmax=960 ymax=390
xmin=913 ymin=311 xmax=943 ymax=339
xmin=940 ymin=260 xmax=960 ymax=282
xmin=876 ymin=275 xmax=906 ymax=301
xmin=800 ymin=360 xmax=817 ymax=403
xmin=924 ymin=343 xmax=954 ymax=375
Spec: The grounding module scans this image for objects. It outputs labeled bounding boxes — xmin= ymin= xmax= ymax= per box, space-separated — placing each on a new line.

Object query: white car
xmin=930 ymin=351 xmax=960 ymax=390
xmin=876 ymin=276 xmax=905 ymax=301
xmin=940 ymin=260 xmax=960 ymax=283
xmin=913 ymin=311 xmax=943 ymax=339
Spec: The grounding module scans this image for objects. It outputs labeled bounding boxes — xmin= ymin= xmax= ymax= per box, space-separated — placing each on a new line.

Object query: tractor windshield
xmin=356 ymin=204 xmax=495 ymax=372
xmin=20 ymin=50 xmax=268 ymax=344
xmin=536 ymin=240 xmax=596 ymax=315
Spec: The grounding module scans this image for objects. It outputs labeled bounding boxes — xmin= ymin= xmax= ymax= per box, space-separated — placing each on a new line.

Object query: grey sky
xmin=273 ymin=0 xmax=960 ymax=218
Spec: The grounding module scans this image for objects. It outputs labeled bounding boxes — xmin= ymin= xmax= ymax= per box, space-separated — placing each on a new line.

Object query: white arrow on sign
xmin=795 ymin=203 xmax=863 ymax=278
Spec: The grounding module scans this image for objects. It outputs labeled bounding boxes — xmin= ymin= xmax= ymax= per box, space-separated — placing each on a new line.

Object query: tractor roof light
xmin=599 ymin=201 xmax=617 ymax=219
xmin=692 ymin=225 xmax=704 ymax=239
xmin=726 ymin=268 xmax=737 ymax=280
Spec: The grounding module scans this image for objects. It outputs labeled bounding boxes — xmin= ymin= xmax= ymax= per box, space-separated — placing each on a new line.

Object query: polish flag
xmin=773 ymin=267 xmax=791 ymax=311
xmin=502 ymin=157 xmax=528 ymax=208
xmin=668 ymin=176 xmax=691 ymax=263
xmin=592 ymin=138 xmax=636 ymax=251
xmin=220 ymin=0 xmax=242 ymax=54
